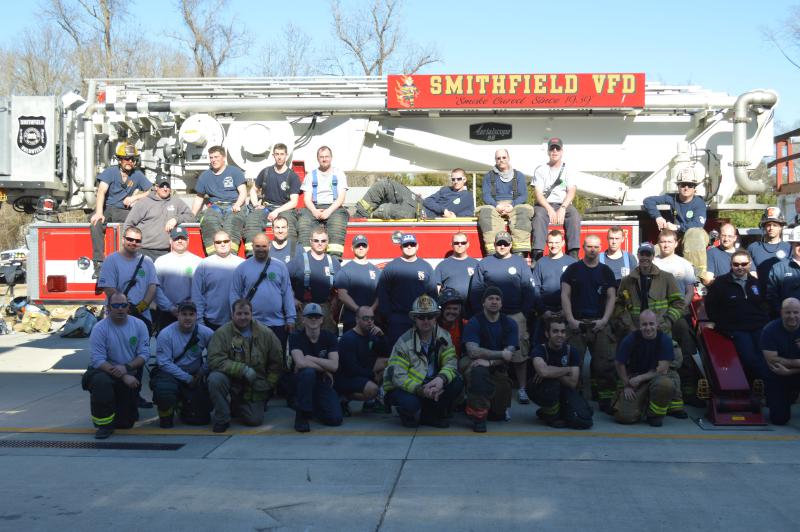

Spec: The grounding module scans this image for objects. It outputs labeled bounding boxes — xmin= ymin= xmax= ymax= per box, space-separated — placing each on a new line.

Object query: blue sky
xmin=5 ymin=0 xmax=799 ymax=128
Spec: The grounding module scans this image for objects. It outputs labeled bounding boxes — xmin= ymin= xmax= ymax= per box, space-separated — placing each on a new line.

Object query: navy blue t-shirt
xmin=532 ymin=255 xmax=577 ymax=312
xmin=463 ymin=313 xmax=519 ymax=351
xmin=336 ymin=329 xmax=389 ymax=379
xmin=434 ymin=256 xmax=479 ymax=300
xmin=334 ymin=261 xmax=381 ymax=325
xmin=289 ymin=329 xmax=338 ymax=359
xmin=748 ymin=241 xmax=791 ymax=293
xmin=196 ymin=165 xmax=246 ymax=203
xmin=422 ymin=187 xmax=475 ymax=217
xmin=289 ymin=252 xmax=341 ymax=304
xmin=616 ymin=330 xmax=674 ymax=375
xmin=561 ymin=261 xmax=616 ymax=319
xmin=530 ymin=342 xmax=581 ymax=368
xmin=269 ymin=240 xmax=299 ymax=265
xmin=255 ymin=166 xmax=301 ymax=206
xmin=760 ymin=319 xmax=800 ymax=359
xmin=643 ymin=194 xmax=707 ymax=232
xmin=97 ymin=166 xmax=151 ymax=209
xmin=377 ymin=257 xmax=436 ymax=317
xmin=599 ymin=251 xmax=638 ymax=286
xmin=469 ymin=254 xmax=534 ymax=315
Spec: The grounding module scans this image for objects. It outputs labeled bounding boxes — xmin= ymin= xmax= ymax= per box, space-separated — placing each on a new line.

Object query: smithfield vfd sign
xmin=387 ymin=73 xmax=645 ymax=109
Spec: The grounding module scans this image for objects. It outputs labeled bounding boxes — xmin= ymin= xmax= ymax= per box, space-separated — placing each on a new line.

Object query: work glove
xmin=243 ymin=367 xmax=258 ymax=383
xmin=134 ymin=301 xmax=149 ymax=314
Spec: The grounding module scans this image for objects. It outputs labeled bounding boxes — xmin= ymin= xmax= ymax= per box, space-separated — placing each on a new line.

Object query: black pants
xmin=150 ymin=370 xmax=211 ymax=425
xmin=82 ymin=367 xmax=139 ymax=429
xmin=90 ymin=206 xmax=129 ymax=262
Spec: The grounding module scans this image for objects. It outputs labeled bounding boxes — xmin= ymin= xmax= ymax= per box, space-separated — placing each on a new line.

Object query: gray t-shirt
xmin=532 ymin=162 xmax=571 ymax=204
xmin=90 ymin=316 xmax=150 ymax=368
xmin=97 ymin=252 xmax=158 ymax=320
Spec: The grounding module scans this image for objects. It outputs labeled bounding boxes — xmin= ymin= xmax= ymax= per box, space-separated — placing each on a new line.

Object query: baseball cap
xmin=638 ymin=242 xmax=655 ymax=255
xmin=170 ymin=226 xmax=189 ymax=240
xmin=156 ymin=176 xmax=171 ymax=187
xmin=302 ymin=302 xmax=324 ymax=317
xmin=177 ymin=300 xmax=196 ymax=312
xmin=495 ymin=231 xmax=512 ymax=244
xmin=548 ymin=137 xmax=563 ymax=149
xmin=352 ymin=234 xmax=368 ymax=247
xmin=400 ymin=234 xmax=417 ymax=246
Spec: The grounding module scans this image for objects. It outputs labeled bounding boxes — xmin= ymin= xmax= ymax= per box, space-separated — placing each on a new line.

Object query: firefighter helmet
xmin=759 ymin=206 xmax=786 ymax=228
xmin=115 ymin=143 xmax=139 ymax=159
xmin=674 ymin=166 xmax=702 ymax=185
xmin=409 ymin=294 xmax=439 ymax=319
xmin=438 ymin=287 xmax=463 ymax=308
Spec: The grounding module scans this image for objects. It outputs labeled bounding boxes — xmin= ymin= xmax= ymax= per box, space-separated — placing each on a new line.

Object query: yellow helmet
xmin=115 ymin=143 xmax=139 ymax=158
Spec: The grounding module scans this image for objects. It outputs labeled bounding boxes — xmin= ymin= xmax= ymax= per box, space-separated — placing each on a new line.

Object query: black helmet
xmin=438 ymin=287 xmax=463 ymax=308
xmin=759 ymin=206 xmax=786 ymax=228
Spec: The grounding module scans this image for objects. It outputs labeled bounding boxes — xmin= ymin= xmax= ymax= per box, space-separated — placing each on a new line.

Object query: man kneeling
xmin=527 ymin=317 xmax=593 ymax=429
xmin=335 ymin=306 xmax=389 ymax=415
xmin=614 ymin=310 xmax=680 ymax=427
xmin=151 ymin=301 xmax=214 ymax=428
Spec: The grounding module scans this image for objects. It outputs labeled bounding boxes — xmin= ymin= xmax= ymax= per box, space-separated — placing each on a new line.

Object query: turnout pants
xmin=386 ymin=377 xmax=464 ymax=422
xmin=613 ymin=372 xmax=679 ymax=424
xmin=243 ymin=207 xmax=299 ymax=255
xmin=477 ymin=203 xmax=534 ymax=254
xmin=567 ymin=323 xmax=617 ymax=403
xmin=681 ymin=227 xmax=710 ymax=279
xmin=298 ymin=206 xmax=349 ymax=257
xmin=527 ymin=378 xmax=593 ymax=429
xmin=293 ymin=368 xmax=343 ymax=426
xmin=672 ymin=316 xmax=699 ymax=404
xmin=150 ymin=370 xmax=211 ymax=425
xmin=199 ymin=204 xmax=247 ymax=256
xmin=462 ymin=364 xmax=511 ymax=421
xmin=767 ymin=374 xmax=800 ymax=425
xmin=532 ymin=203 xmax=582 ymax=252
xmin=90 ymin=206 xmax=130 ymax=263
xmin=207 ymin=371 xmax=266 ymax=426
xmin=355 ymin=180 xmax=421 ymax=219
xmin=82 ymin=367 xmax=139 ymax=429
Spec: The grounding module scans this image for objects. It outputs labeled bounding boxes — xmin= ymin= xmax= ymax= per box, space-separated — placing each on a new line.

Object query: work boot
xmin=420 ymin=415 xmax=449 ymax=429
xmin=159 ymin=415 xmax=174 ymax=428
xmin=212 ymin=422 xmax=229 ymax=433
xmin=341 ymin=401 xmax=352 ymax=418
xmin=294 ymin=412 xmax=310 ymax=433
xmin=647 ymin=416 xmax=664 ymax=427
xmin=547 ymin=418 xmax=568 ymax=429
xmin=399 ymin=412 xmax=419 ymax=428
xmin=138 ymin=395 xmax=153 ymax=409
xmin=92 ymin=261 xmax=103 ymax=280
xmin=361 ymin=399 xmax=382 ymax=414
xmin=473 ymin=418 xmax=487 ymax=433
xmin=598 ymin=399 xmax=613 ymax=415
xmin=667 ymin=409 xmax=689 ymax=419
xmin=94 ymin=425 xmax=114 ymax=439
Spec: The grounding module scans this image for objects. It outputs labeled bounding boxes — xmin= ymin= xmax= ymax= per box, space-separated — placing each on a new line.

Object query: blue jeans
xmin=294 ymin=368 xmax=343 ymax=425
xmin=386 ymin=377 xmax=464 ymax=421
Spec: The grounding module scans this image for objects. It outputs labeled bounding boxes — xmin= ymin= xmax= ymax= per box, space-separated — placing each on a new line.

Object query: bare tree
xmin=328 ymin=0 xmax=438 ymax=76
xmin=256 ymin=23 xmax=315 ymax=77
xmin=12 ymin=26 xmax=78 ymax=95
xmin=174 ymin=0 xmax=247 ymax=77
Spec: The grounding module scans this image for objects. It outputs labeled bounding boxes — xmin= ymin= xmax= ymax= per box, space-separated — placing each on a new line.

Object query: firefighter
xmin=643 ymin=166 xmax=709 ymax=278
xmin=230 ymin=232 xmax=296 ymax=349
xmin=760 ymin=297 xmax=800 ymax=425
xmin=703 ymin=223 xmax=748 ymax=285
xmin=334 ymin=234 xmax=381 ymax=332
xmin=289 ymin=227 xmax=340 ymax=333
xmin=599 ymin=226 xmax=637 ymax=288
xmin=151 ymin=301 xmax=214 ymax=428
xmin=153 ymin=225 xmax=202 ymax=333
xmin=192 ymin=145 xmax=248 ymax=256
xmin=206 ymin=298 xmax=283 ymax=433
xmin=748 ymin=206 xmax=790 ymax=296
xmin=243 ymin=142 xmax=302 ymax=254
xmin=477 ymin=149 xmax=534 ymax=256
xmin=289 ymin=303 xmax=343 ymax=432
xmin=335 ymin=306 xmax=389 ymax=415
xmin=766 ymin=226 xmax=800 ymax=315
xmin=462 ymin=286 xmax=516 ymax=433
xmin=614 ymin=310 xmax=680 ymax=427
xmin=527 ymin=316 xmax=592 ymax=429
xmin=355 ymin=168 xmax=474 ymax=219
xmin=89 ymin=142 xmax=152 ymax=278
xmin=266 ymin=214 xmax=300 ymax=265
xmin=433 ymin=232 xmax=479 ymax=302
xmin=81 ymin=292 xmax=149 ymax=439
xmin=383 ymin=294 xmax=463 ymax=428
xmin=297 ymin=146 xmax=349 ymax=257
xmin=437 ymin=287 xmax=467 ymax=360
xmin=532 ymin=137 xmax=582 ymax=260
xmin=191 ymin=230 xmax=245 ymax=330
xmin=531 ymin=229 xmax=576 ymax=345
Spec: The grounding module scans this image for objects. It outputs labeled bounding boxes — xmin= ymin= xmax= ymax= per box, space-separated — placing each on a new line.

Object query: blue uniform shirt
xmin=97 ymin=166 xmax=151 ymax=209
xmin=643 ymin=194 xmax=707 ymax=232
xmin=561 ymin=261 xmax=616 ymax=320
xmin=255 ymin=166 xmax=301 ymax=206
xmin=532 ymin=254 xmax=577 ymax=312
xmin=334 ymin=261 xmax=381 ymax=326
xmin=422 ymin=187 xmax=475 ymax=217
xmin=599 ymin=251 xmax=638 ymax=286
xmin=748 ymin=240 xmax=791 ymax=294
xmin=434 ymin=256 xmax=479 ymax=301
xmin=377 ymin=257 xmax=436 ymax=317
xmin=760 ymin=318 xmax=800 ymax=359
xmin=289 ymin=252 xmax=341 ymax=304
xmin=616 ymin=330 xmax=674 ymax=375
xmin=337 ymin=329 xmax=389 ymax=379
xmin=481 ymin=169 xmax=528 ymax=206
xmin=766 ymin=259 xmax=800 ymax=313
xmin=530 ymin=342 xmax=581 ymax=368
xmin=469 ymin=254 xmax=534 ymax=315
xmin=463 ymin=313 xmax=519 ymax=351
xmin=196 ymin=165 xmax=246 ymax=203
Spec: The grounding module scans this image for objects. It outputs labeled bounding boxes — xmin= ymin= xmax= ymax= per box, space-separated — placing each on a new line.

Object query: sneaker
xmin=94 ymin=426 xmax=114 ymax=439
xmin=138 ymin=395 xmax=153 ymax=409
xmin=294 ymin=412 xmax=310 ymax=433
xmin=667 ymin=410 xmax=689 ymax=419
xmin=518 ymin=388 xmax=531 ymax=405
xmin=547 ymin=418 xmax=568 ymax=429
xmin=159 ymin=416 xmax=174 ymax=429
xmin=212 ymin=422 xmax=229 ymax=433
xmin=420 ymin=416 xmax=449 ymax=429
xmin=647 ymin=416 xmax=664 ymax=427
xmin=473 ymin=418 xmax=487 ymax=433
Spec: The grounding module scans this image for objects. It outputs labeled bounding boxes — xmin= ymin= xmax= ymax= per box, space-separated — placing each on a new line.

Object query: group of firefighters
xmin=82 ymin=138 xmax=800 ymax=438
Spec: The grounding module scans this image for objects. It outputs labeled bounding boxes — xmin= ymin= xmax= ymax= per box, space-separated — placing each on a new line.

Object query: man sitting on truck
xmin=355 ymin=168 xmax=475 ymax=220
xmin=89 ymin=142 xmax=152 ymax=279
xmin=297 ymin=146 xmax=349 ymax=257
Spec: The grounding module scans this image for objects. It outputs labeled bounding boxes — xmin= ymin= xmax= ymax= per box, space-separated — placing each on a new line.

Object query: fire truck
xmin=0 ymin=74 xmax=779 ymax=303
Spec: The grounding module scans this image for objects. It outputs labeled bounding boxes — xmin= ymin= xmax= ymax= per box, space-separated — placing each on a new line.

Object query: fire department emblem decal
xmin=17 ymin=116 xmax=47 ymax=155
xmin=395 ymin=75 xmax=419 ymax=109
xmin=369 ymin=270 xmax=377 ymax=280
xmin=417 ymin=271 xmax=426 ymax=281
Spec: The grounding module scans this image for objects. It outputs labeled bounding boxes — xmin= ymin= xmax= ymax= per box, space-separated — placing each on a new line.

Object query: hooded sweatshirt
xmin=124 ymin=191 xmax=195 ymax=249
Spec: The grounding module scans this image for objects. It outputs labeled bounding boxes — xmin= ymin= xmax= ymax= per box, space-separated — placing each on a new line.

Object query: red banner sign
xmin=387 ymin=73 xmax=645 ymax=110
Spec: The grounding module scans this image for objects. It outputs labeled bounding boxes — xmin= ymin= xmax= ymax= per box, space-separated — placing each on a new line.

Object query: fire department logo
xmin=467 ymin=267 xmax=474 ymax=276
xmin=417 ymin=271 xmax=426 ymax=281
xmin=369 ymin=270 xmax=377 ymax=280
xmin=280 ymin=181 xmax=289 ymax=191
xmin=508 ymin=266 xmax=517 ymax=275
xmin=777 ymin=249 xmax=787 ymax=259
xmin=395 ymin=75 xmax=419 ymax=109
xmin=560 ymin=355 xmax=568 ymax=367
xmin=17 ymin=116 xmax=47 ymax=155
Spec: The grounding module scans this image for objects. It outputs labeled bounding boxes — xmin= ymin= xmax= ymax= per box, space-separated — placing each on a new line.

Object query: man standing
xmin=243 ymin=143 xmax=302 ymax=253
xmin=767 ymin=226 xmax=800 ymax=315
xmin=433 ymin=232 xmax=479 ymax=301
xmin=334 ymin=235 xmax=380 ymax=332
xmin=97 ymin=226 xmax=158 ymax=334
xmin=527 ymin=317 xmax=592 ymax=429
xmin=531 ymin=230 xmax=577 ymax=343
xmin=123 ymin=176 xmax=194 ymax=261
xmin=335 ymin=306 xmax=389 ymax=414
xmin=462 ymin=286 xmax=516 ymax=433
xmin=614 ymin=310 xmax=680 ymax=427
xmin=192 ymin=145 xmax=248 ymax=256
xmin=207 ymin=298 xmax=283 ymax=433
xmin=153 ymin=226 xmax=202 ymax=332
xmin=289 ymin=228 xmax=340 ymax=333
xmin=703 ymin=223 xmax=746 ymax=284
xmin=377 ymin=234 xmax=437 ymax=347
xmin=477 ymin=149 xmax=533 ymax=256
xmin=761 ymin=297 xmax=800 ymax=425
xmin=532 ymin=137 xmax=581 ymax=259
xmin=748 ymin=207 xmax=790 ymax=295
xmin=89 ymin=143 xmax=152 ymax=278
xmin=191 ymin=231 xmax=245 ymax=330
xmin=561 ymin=234 xmax=617 ymax=413
xmin=289 ymin=303 xmax=343 ymax=432
xmin=469 ymin=231 xmax=535 ymax=405
xmin=599 ymin=226 xmax=637 ymax=288
xmin=298 ymin=146 xmax=349 ymax=257
xmin=383 ymin=295 xmax=463 ymax=428
xmin=230 ymin=233 xmax=296 ymax=349
xmin=643 ymin=167 xmax=709 ymax=276
xmin=81 ymin=292 xmax=149 ymax=439
xmin=266 ymin=215 xmax=299 ymax=265
xmin=151 ymin=301 xmax=214 ymax=428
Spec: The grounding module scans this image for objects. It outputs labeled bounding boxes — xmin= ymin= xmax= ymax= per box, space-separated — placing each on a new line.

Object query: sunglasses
xmin=549 ymin=146 xmax=562 ymax=151
xmin=402 ymin=242 xmax=417 ymax=248
xmin=450 ymin=177 xmax=465 ymax=182
xmin=119 ymin=156 xmax=136 ymax=162
xmin=214 ymin=239 xmax=231 ymax=244
xmin=312 ymin=239 xmax=328 ymax=243
xmin=495 ymin=241 xmax=511 ymax=247
xmin=452 ymin=241 xmax=468 ymax=246
xmin=678 ymin=182 xmax=697 ymax=188
xmin=157 ymin=183 xmax=171 ymax=189
xmin=732 ymin=262 xmax=751 ymax=267
xmin=124 ymin=236 xmax=142 ymax=243
xmin=415 ymin=314 xmax=438 ymax=321
xmin=109 ymin=302 xmax=129 ymax=309
xmin=354 ymin=243 xmax=368 ymax=249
